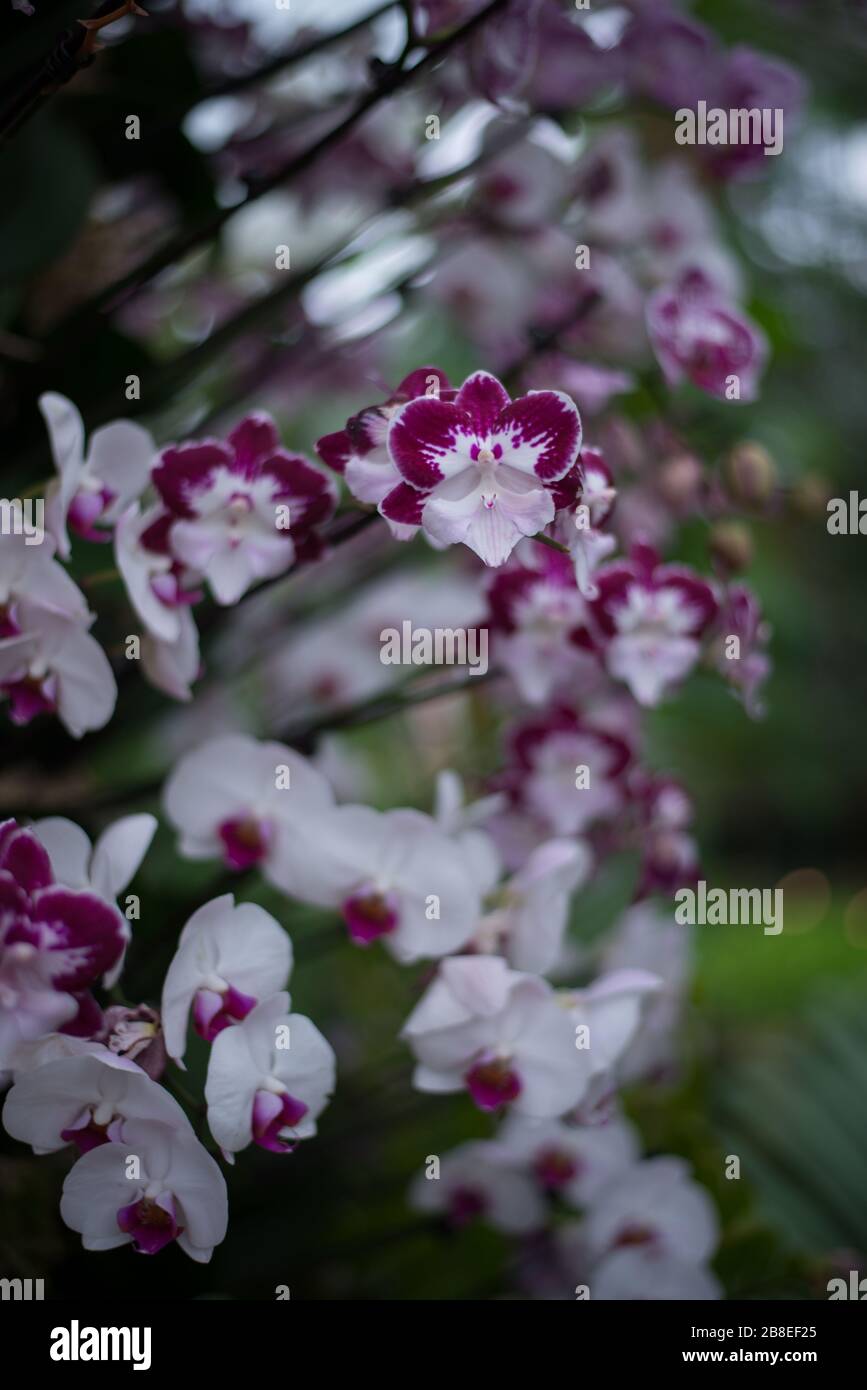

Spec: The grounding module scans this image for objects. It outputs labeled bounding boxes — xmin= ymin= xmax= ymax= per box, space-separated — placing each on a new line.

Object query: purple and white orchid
xmin=150 ymin=414 xmax=338 ymax=605
xmin=590 ymin=543 xmax=718 ymax=706
xmin=60 ymin=1118 xmax=228 ymax=1261
xmin=40 ymin=393 xmax=155 ymax=559
xmin=381 ymin=370 xmax=583 ymax=567
xmin=160 ymin=895 xmax=292 ymax=1064
xmin=205 ymin=992 xmax=335 ymax=1158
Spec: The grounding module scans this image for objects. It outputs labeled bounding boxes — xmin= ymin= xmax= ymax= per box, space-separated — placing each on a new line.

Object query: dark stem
xmin=205 ymin=1 xmax=403 ymax=101
xmin=46 ymin=0 xmax=512 ymax=353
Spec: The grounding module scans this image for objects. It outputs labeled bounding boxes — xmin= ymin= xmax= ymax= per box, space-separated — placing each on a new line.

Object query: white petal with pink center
xmin=2 ymin=1050 xmax=188 ymax=1154
xmin=580 ymin=1155 xmax=719 ymax=1266
xmin=0 ymin=597 xmax=116 ymax=737
xmin=409 ymin=1140 xmax=546 ymax=1234
xmin=605 ymin=585 xmax=704 ymax=706
xmin=164 ymin=733 xmax=336 ymax=898
xmin=60 ymin=1118 xmax=228 ymax=1261
xmin=498 ymin=1110 xmax=640 ymax=1207
xmin=169 ymin=469 xmax=295 ymax=606
xmin=39 ymin=392 xmax=155 ymax=559
xmin=161 ymin=895 xmax=292 ymax=1066
xmin=205 ymin=992 xmax=335 ymax=1157
xmin=401 ymin=955 xmax=594 ymax=1118
xmin=282 ymin=803 xmax=484 ymax=962
xmin=525 ymin=731 xmax=625 ymax=837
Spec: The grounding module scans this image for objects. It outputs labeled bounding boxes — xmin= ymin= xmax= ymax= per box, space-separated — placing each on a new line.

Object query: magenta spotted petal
xmin=394 ymin=366 xmax=452 ymax=401
xmin=455 ymin=370 xmax=511 ymax=434
xmin=380 ymin=482 xmax=425 ymax=528
xmin=656 ymin=567 xmax=719 ymax=635
xmin=495 ymin=393 xmax=583 ymax=483
xmin=315 ymin=428 xmax=353 ymax=475
xmin=14 ymin=886 xmax=126 ymax=991
xmin=152 ymin=441 xmax=234 ymax=518
xmin=259 ymin=452 xmax=337 ymax=531
xmin=591 ymin=548 xmax=718 ymax=640
xmin=0 ymin=826 xmax=53 ymax=894
xmin=389 ymin=371 xmax=581 ymax=494
xmin=227 ymin=414 xmax=281 ymax=471
xmin=316 ymin=367 xmax=452 ymax=476
xmin=389 ymin=395 xmax=471 ymax=490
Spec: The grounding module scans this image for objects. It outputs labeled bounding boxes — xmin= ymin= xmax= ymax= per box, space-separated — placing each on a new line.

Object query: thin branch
xmin=0 ymin=0 xmax=146 ymax=146
xmin=502 ymin=290 xmax=603 ymax=388
xmin=279 ymin=663 xmax=502 ymax=748
xmin=46 ymin=0 xmax=511 ymax=348
xmin=205 ymin=1 xmax=403 ymax=101
xmin=48 ymin=114 xmax=528 ymax=433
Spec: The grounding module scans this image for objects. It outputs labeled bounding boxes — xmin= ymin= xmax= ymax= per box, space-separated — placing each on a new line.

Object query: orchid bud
xmin=710 ymin=520 xmax=753 ymax=575
xmin=724 ymin=442 xmax=776 ymax=507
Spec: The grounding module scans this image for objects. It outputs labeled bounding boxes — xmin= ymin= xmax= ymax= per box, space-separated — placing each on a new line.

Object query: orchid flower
xmin=161 ymin=895 xmax=292 ymax=1065
xmin=205 ymin=992 xmax=335 ymax=1157
xmin=60 ymin=1118 xmax=228 ymax=1261
xmin=39 ymin=392 xmax=155 ymax=559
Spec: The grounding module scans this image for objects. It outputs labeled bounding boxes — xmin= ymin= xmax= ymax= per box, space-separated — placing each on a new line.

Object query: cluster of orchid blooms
xmin=0 ymin=0 xmax=800 ymax=1299
xmin=0 ymin=344 xmax=772 ymax=1295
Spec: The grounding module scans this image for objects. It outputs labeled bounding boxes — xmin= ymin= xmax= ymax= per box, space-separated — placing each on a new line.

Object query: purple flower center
xmin=60 ymin=1112 xmax=118 ymax=1155
xmin=69 ymin=487 xmax=115 ymax=542
xmin=448 ymin=1185 xmax=487 ymax=1227
xmin=192 ymin=982 xmax=257 ymax=1041
xmin=4 ymin=675 xmax=57 ymax=726
xmin=341 ymin=886 xmax=399 ymax=946
xmin=465 ymin=1053 xmax=522 ymax=1111
xmin=0 ymin=605 xmax=21 ymax=640
xmin=117 ymin=1194 xmax=182 ymax=1255
xmin=533 ymin=1146 xmax=579 ymax=1191
xmin=217 ymin=815 xmax=272 ymax=870
xmin=252 ymin=1089 xmax=309 ymax=1153
xmin=470 ymin=441 xmax=503 ymax=465
xmin=613 ymin=1223 xmax=657 ymax=1249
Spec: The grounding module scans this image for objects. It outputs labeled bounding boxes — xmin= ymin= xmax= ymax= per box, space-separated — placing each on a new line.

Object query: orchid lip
xmin=465 ymin=1052 xmax=522 ymax=1111
xmin=117 ymin=1193 xmax=182 ymax=1255
xmin=342 ymin=883 xmax=400 ymax=946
